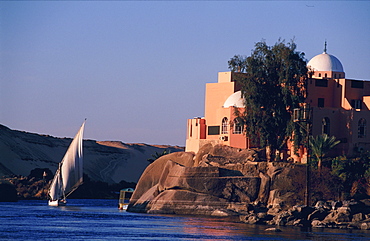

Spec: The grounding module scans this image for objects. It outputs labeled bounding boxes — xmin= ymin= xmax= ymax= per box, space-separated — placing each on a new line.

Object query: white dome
xmin=223 ymin=91 xmax=244 ymax=108
xmin=307 ymin=52 xmax=344 ymax=72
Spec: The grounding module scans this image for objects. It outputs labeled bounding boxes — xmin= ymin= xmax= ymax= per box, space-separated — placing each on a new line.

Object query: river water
xmin=0 ymin=199 xmax=369 ymax=240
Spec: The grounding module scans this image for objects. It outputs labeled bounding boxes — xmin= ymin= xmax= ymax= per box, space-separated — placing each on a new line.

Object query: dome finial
xmin=324 ymin=40 xmax=327 ymax=53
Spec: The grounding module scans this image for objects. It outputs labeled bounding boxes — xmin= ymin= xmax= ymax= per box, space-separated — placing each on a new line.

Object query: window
xmin=334 ymin=74 xmax=337 ymax=78
xmin=358 ymin=118 xmax=366 ymax=138
xmin=233 ymin=118 xmax=243 ymax=134
xmin=221 ymin=117 xmax=228 ymax=134
xmin=208 ymin=126 xmax=220 ymax=135
xmin=322 ymin=117 xmax=330 ymax=135
xmin=351 ymin=99 xmax=362 ymax=109
xmin=315 ymin=79 xmax=328 ymax=87
xmin=318 ymin=73 xmax=321 ymax=77
xmin=324 ymin=73 xmax=327 ymax=78
xmin=351 ymin=80 xmax=364 ymax=89
xmin=318 ymin=98 xmax=325 ymax=107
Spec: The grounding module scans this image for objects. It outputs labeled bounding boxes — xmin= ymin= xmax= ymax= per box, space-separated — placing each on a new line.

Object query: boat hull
xmin=118 ymin=203 xmax=128 ymax=210
xmin=48 ymin=200 xmax=67 ymax=206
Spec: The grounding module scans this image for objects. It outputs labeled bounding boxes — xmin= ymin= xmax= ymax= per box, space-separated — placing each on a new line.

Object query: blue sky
xmin=1 ymin=1 xmax=369 ymax=146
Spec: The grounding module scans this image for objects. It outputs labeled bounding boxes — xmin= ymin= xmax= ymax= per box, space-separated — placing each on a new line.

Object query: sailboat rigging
xmin=48 ymin=120 xmax=86 ymax=206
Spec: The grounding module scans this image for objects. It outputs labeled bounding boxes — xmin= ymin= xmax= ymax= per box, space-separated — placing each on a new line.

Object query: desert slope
xmin=0 ymin=124 xmax=183 ymax=183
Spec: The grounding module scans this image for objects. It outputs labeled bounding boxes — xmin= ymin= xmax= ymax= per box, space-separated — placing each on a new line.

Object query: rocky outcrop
xmin=128 ymin=143 xmax=370 ymax=230
xmin=1 ymin=176 xmax=49 ymax=200
xmin=128 ymin=144 xmax=306 ymax=216
xmin=239 ymin=200 xmax=370 ymax=230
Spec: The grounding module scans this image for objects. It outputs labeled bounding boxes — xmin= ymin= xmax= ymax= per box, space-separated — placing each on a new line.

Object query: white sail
xmin=48 ymin=168 xmax=63 ymax=201
xmin=48 ymin=120 xmax=85 ymax=204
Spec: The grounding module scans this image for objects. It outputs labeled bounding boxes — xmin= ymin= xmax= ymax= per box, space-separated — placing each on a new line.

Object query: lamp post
xmin=293 ymin=104 xmax=312 ymax=206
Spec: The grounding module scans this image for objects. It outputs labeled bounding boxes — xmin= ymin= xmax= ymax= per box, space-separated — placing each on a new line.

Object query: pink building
xmin=186 ymin=48 xmax=370 ymax=162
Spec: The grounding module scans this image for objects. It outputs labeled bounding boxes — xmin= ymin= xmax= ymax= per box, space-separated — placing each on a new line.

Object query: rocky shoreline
xmin=0 ymin=168 xmax=136 ymax=201
xmin=127 ymin=144 xmax=370 ymax=230
xmin=238 ymin=199 xmax=370 ymax=230
xmin=0 ymin=175 xmax=50 ymax=201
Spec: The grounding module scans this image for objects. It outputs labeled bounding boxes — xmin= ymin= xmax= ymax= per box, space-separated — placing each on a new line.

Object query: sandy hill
xmin=0 ymin=124 xmax=184 ymax=184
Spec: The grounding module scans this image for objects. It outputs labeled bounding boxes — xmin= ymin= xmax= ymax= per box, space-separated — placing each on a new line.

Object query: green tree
xmin=228 ymin=55 xmax=247 ymax=72
xmin=331 ymin=154 xmax=370 ymax=199
xmin=229 ymin=40 xmax=308 ymax=161
xmin=309 ymin=134 xmax=340 ymax=170
xmin=147 ymin=150 xmax=170 ymax=164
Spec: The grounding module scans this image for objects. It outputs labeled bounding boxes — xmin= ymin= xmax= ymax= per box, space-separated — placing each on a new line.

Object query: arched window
xmin=221 ymin=117 xmax=228 ymax=134
xmin=322 ymin=117 xmax=330 ymax=135
xmin=358 ymin=118 xmax=366 ymax=138
xmin=233 ymin=117 xmax=243 ymax=134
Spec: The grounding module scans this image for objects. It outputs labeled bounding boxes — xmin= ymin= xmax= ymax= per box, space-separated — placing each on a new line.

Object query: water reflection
xmin=166 ymin=215 xmax=370 ymax=241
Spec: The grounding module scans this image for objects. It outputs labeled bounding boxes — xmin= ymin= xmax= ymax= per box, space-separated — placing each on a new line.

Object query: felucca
xmin=48 ymin=120 xmax=86 ymax=206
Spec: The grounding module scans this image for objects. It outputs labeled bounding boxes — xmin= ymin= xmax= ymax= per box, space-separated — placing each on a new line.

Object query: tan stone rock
xmin=256 ymin=172 xmax=270 ymax=204
xmin=360 ymin=222 xmax=370 ymax=230
xmin=147 ymin=189 xmax=233 ymax=216
xmin=158 ymin=160 xmax=260 ymax=203
xmin=265 ymin=227 xmax=282 ymax=232
xmin=127 ymin=184 xmax=159 ymax=213
xmin=352 ymin=213 xmax=365 ymax=222
xmin=129 ymin=149 xmax=307 ymax=217
xmin=194 ymin=143 xmax=215 ymax=166
xmin=267 ymin=163 xmax=306 ymax=207
xmin=311 ymin=219 xmax=325 ymax=228
xmin=129 ymin=152 xmax=195 ymax=204
xmin=211 ymin=209 xmax=231 ymax=217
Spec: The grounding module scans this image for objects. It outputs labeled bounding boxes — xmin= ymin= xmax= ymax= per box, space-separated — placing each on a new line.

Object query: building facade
xmin=185 ymin=48 xmax=370 ymax=162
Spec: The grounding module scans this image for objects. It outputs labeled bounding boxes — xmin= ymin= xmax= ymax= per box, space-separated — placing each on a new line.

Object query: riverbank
xmin=127 ymin=144 xmax=370 ymax=231
xmin=238 ymin=199 xmax=370 ymax=230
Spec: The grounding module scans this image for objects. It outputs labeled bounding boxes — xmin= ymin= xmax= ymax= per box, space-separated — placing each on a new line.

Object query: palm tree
xmin=309 ymin=134 xmax=340 ymax=170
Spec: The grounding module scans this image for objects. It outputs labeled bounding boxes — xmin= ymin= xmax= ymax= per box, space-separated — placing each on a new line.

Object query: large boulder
xmin=158 ymin=160 xmax=260 ymax=202
xmin=266 ymin=162 xmax=306 ymax=208
xmin=128 ymin=159 xmax=261 ymax=214
xmin=128 ymin=145 xmax=307 ymax=216
xmin=129 ymin=152 xmax=195 ymax=205
xmin=147 ymin=189 xmax=235 ymax=216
